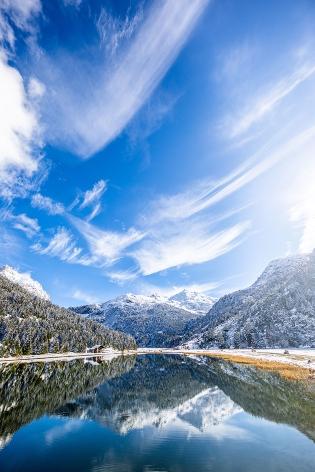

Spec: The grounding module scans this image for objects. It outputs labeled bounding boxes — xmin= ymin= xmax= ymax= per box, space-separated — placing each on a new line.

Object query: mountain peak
xmin=0 ymin=265 xmax=50 ymax=301
xmin=184 ymin=251 xmax=315 ymax=349
xmin=170 ymin=289 xmax=215 ymax=315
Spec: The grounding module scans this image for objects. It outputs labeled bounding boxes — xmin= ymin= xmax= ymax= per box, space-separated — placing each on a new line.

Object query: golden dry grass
xmin=197 ymin=352 xmax=314 ymax=381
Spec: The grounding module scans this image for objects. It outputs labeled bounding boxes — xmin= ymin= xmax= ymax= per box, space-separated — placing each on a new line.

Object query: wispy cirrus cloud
xmin=39 ymin=0 xmax=209 ymax=156
xmin=143 ymin=123 xmax=315 ymax=228
xmin=32 ymin=227 xmax=90 ymax=265
xmin=12 ymin=213 xmax=40 ymax=238
xmin=225 ymin=61 xmax=315 ymax=140
xmin=31 ymin=179 xmax=106 ymax=221
xmin=78 ymin=179 xmax=107 ymax=221
xmin=130 ymin=221 xmax=250 ymax=276
xmin=289 ymin=166 xmax=315 ymax=254
xmin=68 ymin=215 xmax=145 ymax=267
xmin=31 ymin=193 xmax=65 ymax=215
xmin=106 ymin=268 xmax=139 ymax=283
xmin=1 ymin=209 xmax=40 ymax=238
xmin=25 ymin=121 xmax=315 ymax=279
xmin=0 ymin=0 xmax=41 ymax=48
xmin=96 ymin=4 xmax=144 ymax=57
xmin=129 ymin=122 xmax=315 ymax=276
xmin=80 ymin=180 xmax=107 ymax=209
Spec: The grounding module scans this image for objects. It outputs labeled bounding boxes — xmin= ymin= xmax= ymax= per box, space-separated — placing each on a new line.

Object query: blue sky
xmin=1 ymin=0 xmax=315 ymax=306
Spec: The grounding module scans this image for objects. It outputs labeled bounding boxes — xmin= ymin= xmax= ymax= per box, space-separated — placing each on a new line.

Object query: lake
xmin=0 ymin=354 xmax=315 ymax=472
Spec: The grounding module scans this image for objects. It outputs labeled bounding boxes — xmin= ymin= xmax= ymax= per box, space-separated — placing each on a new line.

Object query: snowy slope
xmin=0 ymin=265 xmax=50 ymax=301
xmin=184 ymin=250 xmax=315 ymax=349
xmin=170 ymin=289 xmax=215 ymax=315
xmin=71 ymin=291 xmax=214 ymax=347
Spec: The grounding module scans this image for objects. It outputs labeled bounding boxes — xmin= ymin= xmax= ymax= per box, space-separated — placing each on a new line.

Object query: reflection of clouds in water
xmin=45 ymin=419 xmax=84 ymax=445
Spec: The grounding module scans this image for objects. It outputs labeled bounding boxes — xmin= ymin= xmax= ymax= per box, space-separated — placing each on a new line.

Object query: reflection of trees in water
xmin=203 ymin=357 xmax=315 ymax=442
xmin=0 ymin=354 xmax=314 ymax=444
xmin=56 ymin=355 xmax=223 ymax=432
xmin=0 ymin=356 xmax=136 ymax=438
xmin=58 ymin=355 xmax=315 ymax=440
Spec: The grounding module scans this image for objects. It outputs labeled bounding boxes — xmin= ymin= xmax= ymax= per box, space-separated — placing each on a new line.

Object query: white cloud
xmin=106 ymin=269 xmax=139 ymax=283
xmin=31 ymin=193 xmax=65 ymax=215
xmin=130 ymin=221 xmax=250 ymax=276
xmin=28 ymin=77 xmax=45 ymax=99
xmin=13 ymin=213 xmax=40 ymax=238
xmin=143 ymin=123 xmax=315 ymax=227
xmin=69 ymin=215 xmax=146 ymax=267
xmin=1 ymin=209 xmax=40 ymax=238
xmin=0 ymin=50 xmax=42 ymax=198
xmin=80 ymin=179 xmax=107 ymax=209
xmin=73 ymin=179 xmax=108 ymax=222
xmin=85 ymin=203 xmax=101 ymax=222
xmin=226 ymin=62 xmax=315 ymax=139
xmin=96 ymin=5 xmax=143 ymax=57
xmin=40 ymin=0 xmax=209 ymax=156
xmin=0 ymin=0 xmax=41 ymax=48
xmin=289 ymin=168 xmax=315 ymax=254
xmin=32 ymin=227 xmax=90 ymax=265
xmin=125 ymin=123 xmax=315 ymax=277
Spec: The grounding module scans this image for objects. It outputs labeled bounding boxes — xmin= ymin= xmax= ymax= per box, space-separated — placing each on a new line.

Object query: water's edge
xmin=1 ymin=348 xmax=314 ymax=380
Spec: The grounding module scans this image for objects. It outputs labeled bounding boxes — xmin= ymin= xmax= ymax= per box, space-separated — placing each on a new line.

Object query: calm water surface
xmin=0 ymin=354 xmax=315 ymax=472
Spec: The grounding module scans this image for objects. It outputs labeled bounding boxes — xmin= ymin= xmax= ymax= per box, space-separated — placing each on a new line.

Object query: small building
xmin=85 ymin=344 xmax=105 ymax=354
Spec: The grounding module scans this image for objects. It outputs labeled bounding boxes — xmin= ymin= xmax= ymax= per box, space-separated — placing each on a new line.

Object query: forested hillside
xmin=184 ymin=251 xmax=315 ymax=348
xmin=0 ymin=275 xmax=136 ymax=356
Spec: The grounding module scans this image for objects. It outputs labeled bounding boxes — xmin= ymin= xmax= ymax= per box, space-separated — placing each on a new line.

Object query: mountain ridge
xmin=71 ymin=290 xmax=215 ymax=347
xmin=183 ymin=251 xmax=315 ymax=349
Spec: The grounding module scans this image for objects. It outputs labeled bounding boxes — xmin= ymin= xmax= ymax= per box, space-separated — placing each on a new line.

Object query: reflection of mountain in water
xmin=57 ymin=355 xmax=238 ymax=433
xmin=175 ymin=387 xmax=242 ymax=433
xmin=57 ymin=355 xmax=315 ymax=440
xmin=203 ymin=357 xmax=315 ymax=441
xmin=0 ymin=355 xmax=136 ymax=440
xmin=0 ymin=354 xmax=315 ymax=447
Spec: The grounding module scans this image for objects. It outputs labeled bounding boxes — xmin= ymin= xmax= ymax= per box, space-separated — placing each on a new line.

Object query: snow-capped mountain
xmin=71 ymin=290 xmax=214 ymax=347
xmin=170 ymin=289 xmax=215 ymax=315
xmin=184 ymin=250 xmax=315 ymax=349
xmin=0 ymin=265 xmax=50 ymax=301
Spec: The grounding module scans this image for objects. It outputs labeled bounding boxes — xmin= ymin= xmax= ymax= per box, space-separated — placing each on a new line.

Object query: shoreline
xmin=0 ymin=348 xmax=315 ymax=379
xmin=137 ymin=348 xmax=315 ymax=380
